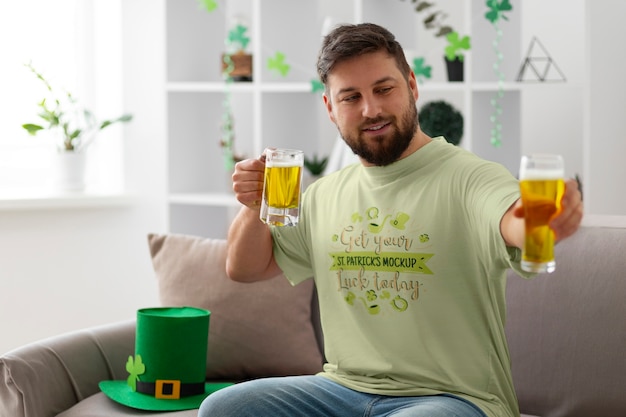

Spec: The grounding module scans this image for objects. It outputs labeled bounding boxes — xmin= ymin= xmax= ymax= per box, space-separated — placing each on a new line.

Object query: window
xmin=0 ymin=0 xmax=124 ymax=195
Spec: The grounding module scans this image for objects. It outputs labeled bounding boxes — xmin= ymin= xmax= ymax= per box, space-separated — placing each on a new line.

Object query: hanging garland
xmin=198 ymin=0 xmax=249 ymax=171
xmin=220 ymin=52 xmax=236 ymax=171
xmin=219 ymin=22 xmax=251 ymax=171
xmin=485 ymin=0 xmax=513 ymax=148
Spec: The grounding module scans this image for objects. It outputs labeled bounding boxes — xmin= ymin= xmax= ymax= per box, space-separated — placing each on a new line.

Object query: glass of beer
xmin=519 ymin=154 xmax=565 ymax=273
xmin=259 ymin=148 xmax=304 ymax=226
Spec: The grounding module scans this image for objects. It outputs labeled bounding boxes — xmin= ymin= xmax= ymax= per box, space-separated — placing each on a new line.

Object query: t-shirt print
xmin=329 ymin=205 xmax=434 ymax=315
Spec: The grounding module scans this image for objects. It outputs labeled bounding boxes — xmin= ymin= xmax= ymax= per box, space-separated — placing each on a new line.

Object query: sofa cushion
xmin=147 ymin=233 xmax=323 ymax=381
xmin=506 ymin=225 xmax=626 ymax=417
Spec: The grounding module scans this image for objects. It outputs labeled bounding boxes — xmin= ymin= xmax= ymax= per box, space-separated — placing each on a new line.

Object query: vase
xmin=221 ymin=52 xmax=253 ymax=82
xmin=445 ymin=56 xmax=464 ymax=82
xmin=53 ymin=151 xmax=87 ymax=192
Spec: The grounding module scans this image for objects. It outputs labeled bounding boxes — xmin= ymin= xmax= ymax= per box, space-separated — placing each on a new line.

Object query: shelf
xmin=167 ymin=82 xmax=225 ymax=92
xmin=169 ymin=192 xmax=239 ymax=207
xmin=469 ymin=82 xmax=523 ymax=92
xmin=168 ymin=82 xmax=252 ymax=93
xmin=0 ymin=190 xmax=134 ymax=211
xmin=259 ymin=83 xmax=316 ymax=93
xmin=167 ymin=81 xmax=317 ymax=94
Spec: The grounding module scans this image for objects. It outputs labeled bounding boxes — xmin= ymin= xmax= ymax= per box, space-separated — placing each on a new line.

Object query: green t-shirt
xmin=271 ymin=138 xmax=525 ymax=417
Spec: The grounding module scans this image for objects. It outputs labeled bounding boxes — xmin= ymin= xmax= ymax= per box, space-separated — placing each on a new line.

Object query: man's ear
xmin=409 ymin=71 xmax=419 ymax=102
xmin=323 ymin=93 xmax=336 ymax=124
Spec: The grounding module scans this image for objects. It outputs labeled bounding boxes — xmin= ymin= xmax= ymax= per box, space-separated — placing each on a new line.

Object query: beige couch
xmin=2 ymin=218 xmax=625 ymax=417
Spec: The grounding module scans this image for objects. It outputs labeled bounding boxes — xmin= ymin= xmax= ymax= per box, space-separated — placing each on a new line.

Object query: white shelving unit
xmin=163 ymin=0 xmax=539 ymax=238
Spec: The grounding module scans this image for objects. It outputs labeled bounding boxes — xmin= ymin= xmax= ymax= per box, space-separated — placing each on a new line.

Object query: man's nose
xmin=361 ymin=96 xmax=382 ymax=119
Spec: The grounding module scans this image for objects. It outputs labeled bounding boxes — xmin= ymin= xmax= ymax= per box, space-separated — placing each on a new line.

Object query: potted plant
xmin=196 ymin=0 xmax=252 ymax=82
xmin=303 ymin=154 xmax=328 ymax=188
xmin=402 ymin=0 xmax=471 ymax=81
xmin=444 ymin=31 xmax=471 ymax=82
xmin=21 ymin=62 xmax=132 ymax=190
xmin=222 ymin=17 xmax=253 ymax=82
xmin=418 ymin=100 xmax=464 ymax=146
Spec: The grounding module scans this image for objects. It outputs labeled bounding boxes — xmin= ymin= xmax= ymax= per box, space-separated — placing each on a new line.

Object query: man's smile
xmin=362 ymin=122 xmax=391 ymax=134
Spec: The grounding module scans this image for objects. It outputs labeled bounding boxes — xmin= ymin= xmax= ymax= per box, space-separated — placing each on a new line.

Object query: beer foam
xmin=519 ymin=168 xmax=564 ymax=180
xmin=266 ymin=160 xmax=302 ymax=168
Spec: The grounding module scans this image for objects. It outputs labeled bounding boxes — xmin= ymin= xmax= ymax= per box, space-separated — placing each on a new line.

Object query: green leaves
xmin=411 ymin=0 xmax=453 ymax=38
xmin=267 ymin=52 xmax=290 ymax=77
xmin=36 ymin=98 xmax=61 ymax=126
xmin=445 ymin=32 xmax=471 ymax=61
xmin=403 ymin=0 xmax=472 ymax=71
xmin=423 ymin=11 xmax=453 ymax=37
xmin=100 ymin=114 xmax=133 ymax=130
xmin=418 ymin=100 xmax=464 ymax=146
xmin=485 ymin=0 xmax=513 ymax=23
xmin=125 ymin=355 xmax=145 ymax=392
xmin=22 ymin=124 xmax=44 ymax=135
xmin=414 ymin=1 xmax=434 ymax=12
xmin=22 ymin=62 xmax=132 ymax=151
xmin=304 ymin=154 xmax=328 ymax=176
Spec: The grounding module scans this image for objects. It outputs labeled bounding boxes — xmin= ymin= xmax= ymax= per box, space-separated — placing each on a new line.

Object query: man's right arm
xmin=226 ymin=156 xmax=283 ymax=282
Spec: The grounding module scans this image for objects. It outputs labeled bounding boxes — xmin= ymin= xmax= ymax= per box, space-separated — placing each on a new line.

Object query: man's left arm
xmin=500 ymin=178 xmax=584 ymax=248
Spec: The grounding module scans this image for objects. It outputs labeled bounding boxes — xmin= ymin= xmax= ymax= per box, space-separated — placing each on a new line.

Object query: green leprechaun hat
xmin=99 ymin=307 xmax=233 ymax=411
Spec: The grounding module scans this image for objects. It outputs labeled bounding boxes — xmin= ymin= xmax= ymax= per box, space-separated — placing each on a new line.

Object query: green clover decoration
xmin=445 ymin=32 xmax=471 ymax=61
xmin=485 ymin=0 xmax=513 ymax=23
xmin=125 ymin=354 xmax=146 ymax=392
xmin=267 ymin=52 xmax=290 ymax=77
xmin=197 ymin=0 xmax=218 ymax=13
xmin=228 ymin=24 xmax=250 ymax=51
xmin=412 ymin=57 xmax=432 ymax=82
xmin=310 ymin=79 xmax=324 ymax=93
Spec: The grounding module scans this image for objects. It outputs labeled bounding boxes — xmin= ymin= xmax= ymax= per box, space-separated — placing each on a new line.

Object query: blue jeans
xmin=198 ymin=375 xmax=487 ymax=417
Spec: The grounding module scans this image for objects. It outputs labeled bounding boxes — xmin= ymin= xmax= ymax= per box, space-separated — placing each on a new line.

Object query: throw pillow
xmin=147 ymin=233 xmax=323 ymax=381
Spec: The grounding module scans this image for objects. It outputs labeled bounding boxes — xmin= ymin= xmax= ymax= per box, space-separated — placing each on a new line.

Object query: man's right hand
xmin=231 ymin=153 xmax=266 ymax=210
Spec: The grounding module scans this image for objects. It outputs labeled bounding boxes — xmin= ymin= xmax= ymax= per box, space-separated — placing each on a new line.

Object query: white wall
xmin=585 ymin=0 xmax=626 ymax=215
xmin=521 ymin=0 xmax=626 ymax=215
xmin=0 ymin=0 xmax=167 ymax=355
xmin=0 ymin=207 xmax=162 ymax=354
xmin=520 ymin=0 xmax=585 ymax=180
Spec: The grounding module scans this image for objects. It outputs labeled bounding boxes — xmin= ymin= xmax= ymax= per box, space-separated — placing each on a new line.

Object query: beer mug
xmin=259 ymin=148 xmax=304 ymax=226
xmin=519 ymin=154 xmax=565 ymax=273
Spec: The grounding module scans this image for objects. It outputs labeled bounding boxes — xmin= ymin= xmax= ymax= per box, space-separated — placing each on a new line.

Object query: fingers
xmin=512 ymin=198 xmax=524 ymax=218
xmin=231 ymin=155 xmax=266 ymax=209
xmin=550 ymin=178 xmax=584 ymax=241
xmin=515 ymin=178 xmax=584 ymax=243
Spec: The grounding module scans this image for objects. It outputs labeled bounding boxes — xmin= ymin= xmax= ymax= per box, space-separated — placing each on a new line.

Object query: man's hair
xmin=316 ymin=23 xmax=412 ymax=86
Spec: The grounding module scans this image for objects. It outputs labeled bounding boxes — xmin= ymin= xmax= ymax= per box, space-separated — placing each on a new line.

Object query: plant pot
xmin=445 ymin=57 xmax=464 ymax=82
xmin=53 ymin=151 xmax=87 ymax=192
xmin=222 ymin=52 xmax=253 ymax=82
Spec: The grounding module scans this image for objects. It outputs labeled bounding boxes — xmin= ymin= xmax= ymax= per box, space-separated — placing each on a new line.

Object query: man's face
xmin=323 ymin=51 xmax=419 ymax=166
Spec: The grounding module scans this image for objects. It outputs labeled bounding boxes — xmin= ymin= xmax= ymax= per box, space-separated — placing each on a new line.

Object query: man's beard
xmin=339 ymin=95 xmax=418 ymax=167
